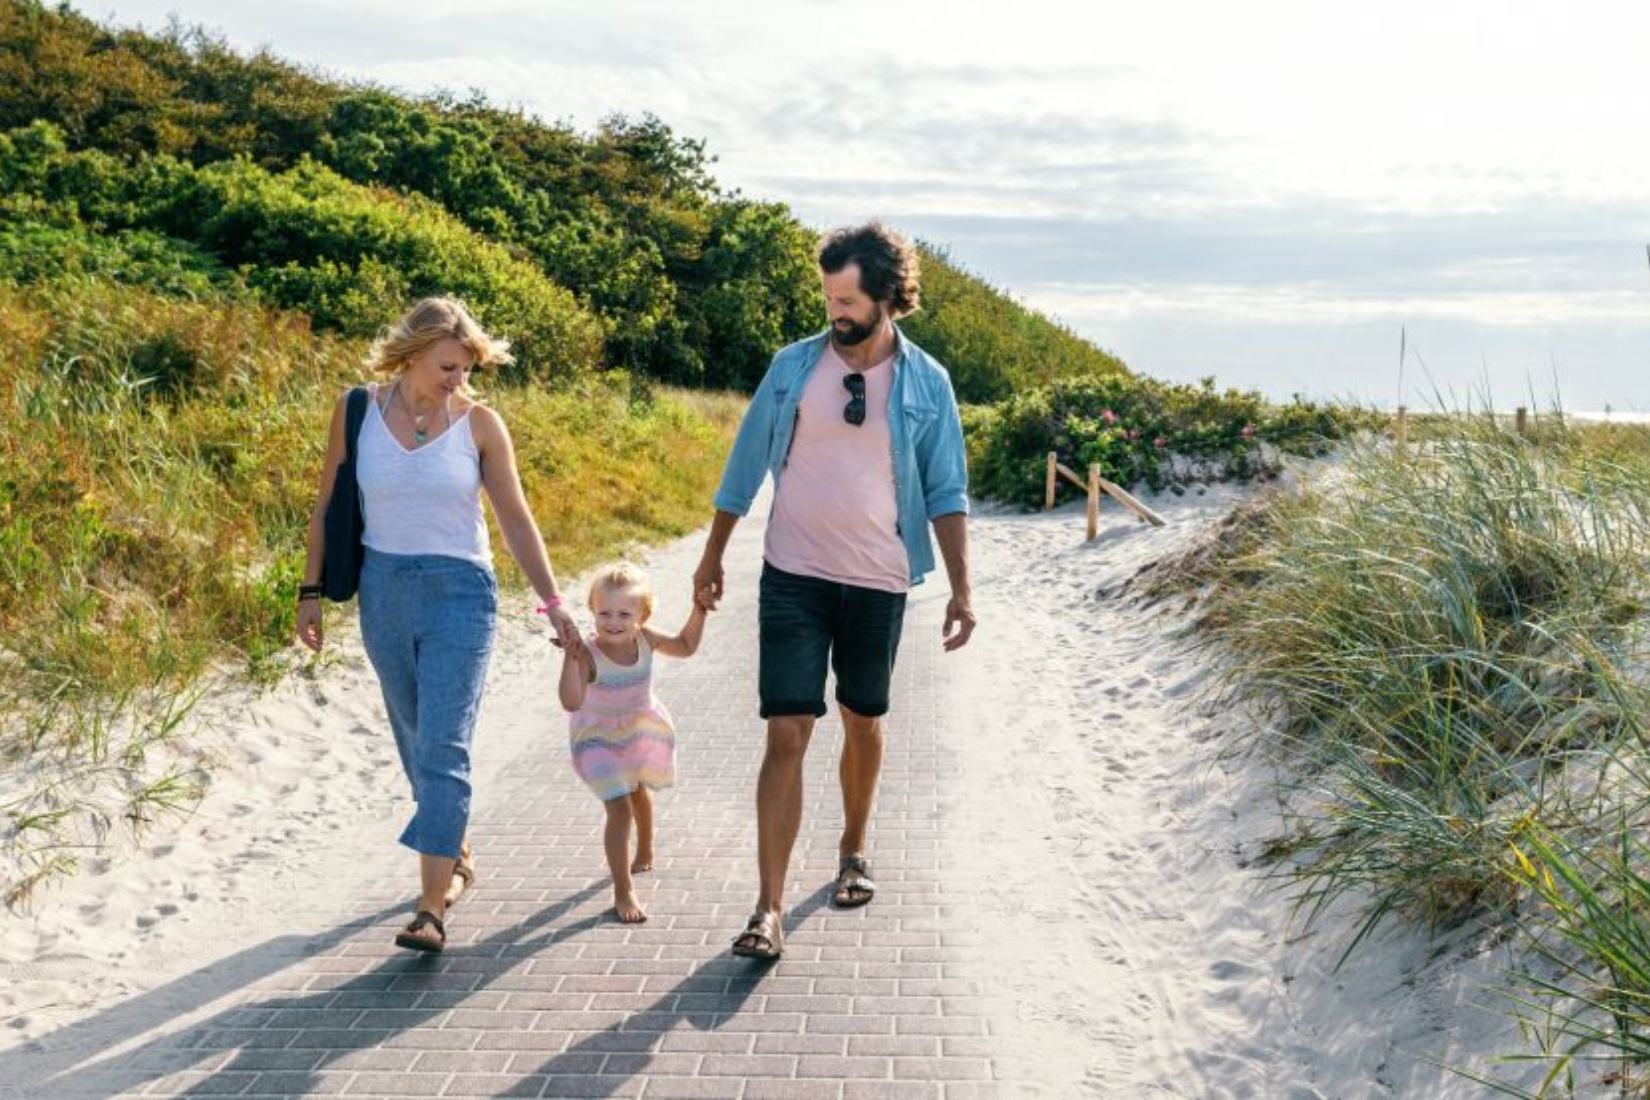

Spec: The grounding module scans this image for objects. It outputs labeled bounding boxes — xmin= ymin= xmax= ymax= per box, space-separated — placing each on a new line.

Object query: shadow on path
xmin=0 ymin=900 xmax=401 ymax=1096
xmin=515 ymin=885 xmax=835 ymax=1097
xmin=15 ymin=885 xmax=606 ymax=1099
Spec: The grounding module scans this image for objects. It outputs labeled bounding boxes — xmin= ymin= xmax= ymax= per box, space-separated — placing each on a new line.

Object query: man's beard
xmin=831 ymin=305 xmax=884 ymax=348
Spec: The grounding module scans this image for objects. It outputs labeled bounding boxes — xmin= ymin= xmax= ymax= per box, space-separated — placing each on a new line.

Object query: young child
xmin=559 ymin=562 xmax=710 ymax=922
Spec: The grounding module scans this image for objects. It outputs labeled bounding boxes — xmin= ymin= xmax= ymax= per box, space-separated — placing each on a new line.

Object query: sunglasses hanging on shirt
xmin=842 ymin=372 xmax=866 ymax=426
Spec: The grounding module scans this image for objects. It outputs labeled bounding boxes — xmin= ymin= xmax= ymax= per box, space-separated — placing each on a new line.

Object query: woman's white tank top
xmin=356 ymin=387 xmax=491 ymax=567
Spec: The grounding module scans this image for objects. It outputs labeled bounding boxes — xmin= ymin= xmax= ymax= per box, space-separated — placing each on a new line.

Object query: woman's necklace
xmin=394 ymin=379 xmax=449 ymax=445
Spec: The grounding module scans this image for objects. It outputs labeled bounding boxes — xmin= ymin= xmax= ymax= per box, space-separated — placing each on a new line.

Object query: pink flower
xmin=1241 ymin=424 xmax=1255 ymax=439
xmin=1126 ymin=429 xmax=1140 ymax=441
xmin=1101 ymin=408 xmax=1117 ymax=424
xmin=1154 ymin=436 xmax=1168 ymax=449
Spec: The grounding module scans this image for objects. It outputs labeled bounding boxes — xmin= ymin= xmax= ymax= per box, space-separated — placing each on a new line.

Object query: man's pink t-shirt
xmin=764 ymin=343 xmax=910 ymax=593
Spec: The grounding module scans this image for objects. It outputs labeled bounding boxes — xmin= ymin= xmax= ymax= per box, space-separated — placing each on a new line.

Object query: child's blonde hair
xmin=587 ymin=561 xmax=655 ymax=621
xmin=364 ymin=297 xmax=514 ymax=392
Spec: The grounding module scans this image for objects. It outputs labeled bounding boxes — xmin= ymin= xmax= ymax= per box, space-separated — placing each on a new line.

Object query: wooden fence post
xmin=1086 ymin=463 xmax=1100 ymax=541
xmin=1395 ymin=405 xmax=1407 ymax=449
xmin=1045 ymin=447 xmax=1167 ymax=532
xmin=1515 ymin=407 xmax=1528 ymax=436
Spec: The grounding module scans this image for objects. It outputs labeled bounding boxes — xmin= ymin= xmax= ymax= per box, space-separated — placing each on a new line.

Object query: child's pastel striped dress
xmin=569 ymin=634 xmax=677 ymax=801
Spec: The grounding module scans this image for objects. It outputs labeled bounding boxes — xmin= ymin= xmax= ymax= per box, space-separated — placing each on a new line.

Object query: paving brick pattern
xmin=81 ymin=516 xmax=998 ymax=1099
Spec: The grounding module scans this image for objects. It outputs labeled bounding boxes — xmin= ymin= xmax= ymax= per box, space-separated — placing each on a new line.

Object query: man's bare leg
xmin=835 ymin=706 xmax=884 ymax=905
xmin=735 ymin=715 xmax=814 ymax=953
xmin=838 ymin=706 xmax=884 ymax=859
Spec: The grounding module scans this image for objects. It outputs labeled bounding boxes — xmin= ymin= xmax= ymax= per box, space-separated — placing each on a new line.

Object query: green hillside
xmin=0 ymin=0 xmax=1132 ymax=399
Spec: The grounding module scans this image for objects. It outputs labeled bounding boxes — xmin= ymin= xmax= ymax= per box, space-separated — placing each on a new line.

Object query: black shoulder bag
xmin=320 ymin=386 xmax=369 ymax=602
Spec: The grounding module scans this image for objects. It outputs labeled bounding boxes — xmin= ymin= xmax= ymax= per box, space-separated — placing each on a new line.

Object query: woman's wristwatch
xmin=298 ymin=584 xmax=324 ymax=603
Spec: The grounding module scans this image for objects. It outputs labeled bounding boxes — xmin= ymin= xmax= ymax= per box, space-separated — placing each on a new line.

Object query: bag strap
xmin=344 ymin=386 xmax=369 ymax=464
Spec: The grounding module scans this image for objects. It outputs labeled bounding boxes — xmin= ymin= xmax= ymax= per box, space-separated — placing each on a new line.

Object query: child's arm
xmin=644 ymin=596 xmax=709 ymax=659
xmin=558 ymin=638 xmax=592 ymax=711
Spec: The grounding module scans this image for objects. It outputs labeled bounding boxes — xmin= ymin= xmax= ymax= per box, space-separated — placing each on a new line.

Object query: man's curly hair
xmin=817 ymin=222 xmax=921 ymax=318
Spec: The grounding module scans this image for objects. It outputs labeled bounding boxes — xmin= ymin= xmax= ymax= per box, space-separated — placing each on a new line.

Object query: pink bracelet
xmin=534 ymin=596 xmax=564 ymax=614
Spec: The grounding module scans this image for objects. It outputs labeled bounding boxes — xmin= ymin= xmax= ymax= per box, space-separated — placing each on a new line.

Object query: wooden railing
xmin=1045 ymin=452 xmax=1166 ymax=539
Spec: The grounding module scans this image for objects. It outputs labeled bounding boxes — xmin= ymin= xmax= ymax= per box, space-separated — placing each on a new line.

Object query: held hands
xmin=942 ymin=593 xmax=977 ymax=652
xmin=692 ymin=558 xmax=724 ymax=611
xmin=540 ymin=602 xmax=580 ymax=650
xmin=692 ymin=582 xmax=719 ymax=613
xmin=563 ymin=634 xmax=595 ymax=678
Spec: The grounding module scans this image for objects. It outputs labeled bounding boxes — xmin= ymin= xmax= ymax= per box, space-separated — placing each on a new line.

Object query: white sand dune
xmin=947 ymin=479 xmax=1556 ymax=1098
xmin=0 ymin=476 xmax=1569 ymax=1097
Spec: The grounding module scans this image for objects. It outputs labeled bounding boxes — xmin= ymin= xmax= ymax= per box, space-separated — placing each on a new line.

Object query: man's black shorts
xmin=758 ymin=563 xmax=908 ymax=718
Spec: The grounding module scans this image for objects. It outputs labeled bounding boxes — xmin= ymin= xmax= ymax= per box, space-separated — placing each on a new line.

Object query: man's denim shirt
xmin=713 ymin=327 xmax=970 ymax=586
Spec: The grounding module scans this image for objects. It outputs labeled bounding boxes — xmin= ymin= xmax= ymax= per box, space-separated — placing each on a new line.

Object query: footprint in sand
xmin=1208 ymin=959 xmax=1258 ymax=981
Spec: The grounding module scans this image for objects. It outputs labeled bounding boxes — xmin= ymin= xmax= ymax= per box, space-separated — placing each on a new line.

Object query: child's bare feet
xmin=630 ymin=850 xmax=654 ymax=874
xmin=614 ymin=890 xmax=647 ymax=923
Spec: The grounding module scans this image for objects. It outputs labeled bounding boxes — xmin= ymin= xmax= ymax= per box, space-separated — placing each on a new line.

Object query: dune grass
xmin=0 ymin=280 xmax=741 ymax=902
xmin=1145 ymin=410 xmax=1650 ymax=1094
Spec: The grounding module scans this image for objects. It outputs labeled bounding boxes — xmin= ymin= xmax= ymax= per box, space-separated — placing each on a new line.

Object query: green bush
xmin=0 ymin=212 xmax=224 ymax=297
xmin=1 ymin=130 xmax=608 ymax=381
xmin=966 ymin=374 xmax=1380 ymax=507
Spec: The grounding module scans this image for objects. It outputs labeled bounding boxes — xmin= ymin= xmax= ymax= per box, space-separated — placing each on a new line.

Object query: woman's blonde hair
xmin=364 ymin=297 xmax=515 ymax=382
xmin=587 ymin=561 xmax=655 ymax=621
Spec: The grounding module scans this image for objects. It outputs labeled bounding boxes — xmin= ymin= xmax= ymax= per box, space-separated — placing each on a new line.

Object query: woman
xmin=296 ymin=296 xmax=579 ymax=953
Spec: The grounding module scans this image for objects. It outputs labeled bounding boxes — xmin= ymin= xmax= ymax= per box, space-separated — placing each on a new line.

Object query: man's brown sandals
xmin=731 ymin=911 xmax=783 ymax=959
xmin=832 ymin=854 xmax=876 ymax=909
xmin=394 ymin=909 xmax=446 ymax=953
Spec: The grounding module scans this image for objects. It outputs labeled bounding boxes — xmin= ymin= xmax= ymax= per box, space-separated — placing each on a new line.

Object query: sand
xmin=944 ymin=480 xmax=1553 ymax=1097
xmin=0 ymin=475 xmax=1567 ymax=1097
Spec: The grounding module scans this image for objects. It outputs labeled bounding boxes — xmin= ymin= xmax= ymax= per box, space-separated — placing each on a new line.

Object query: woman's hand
xmin=296 ymin=600 xmax=325 ymax=653
xmin=542 ymin=603 xmax=579 ymax=649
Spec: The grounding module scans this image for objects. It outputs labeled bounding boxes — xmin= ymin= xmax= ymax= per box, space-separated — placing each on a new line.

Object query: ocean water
xmin=1567 ymin=410 xmax=1650 ymax=424
xmin=1385 ymin=408 xmax=1650 ymax=425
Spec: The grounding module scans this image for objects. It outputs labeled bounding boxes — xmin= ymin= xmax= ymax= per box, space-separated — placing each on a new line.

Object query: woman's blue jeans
xmin=359 ymin=549 xmax=498 ymax=859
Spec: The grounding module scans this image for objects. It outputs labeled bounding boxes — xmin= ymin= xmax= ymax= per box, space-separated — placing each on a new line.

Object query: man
xmin=693 ymin=222 xmax=976 ymax=960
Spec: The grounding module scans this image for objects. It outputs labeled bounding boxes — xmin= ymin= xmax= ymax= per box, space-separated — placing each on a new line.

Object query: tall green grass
xmin=1147 ymin=411 xmax=1650 ymax=1093
xmin=0 ymin=280 xmax=740 ymax=902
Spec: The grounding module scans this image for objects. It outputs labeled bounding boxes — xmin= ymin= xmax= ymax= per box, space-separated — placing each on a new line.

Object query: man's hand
xmin=942 ymin=594 xmax=976 ymax=651
xmin=693 ymin=557 xmax=725 ymax=611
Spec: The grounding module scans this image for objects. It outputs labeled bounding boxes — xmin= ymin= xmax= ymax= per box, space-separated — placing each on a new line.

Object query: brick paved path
xmin=60 ymin=513 xmax=1001 ymax=1099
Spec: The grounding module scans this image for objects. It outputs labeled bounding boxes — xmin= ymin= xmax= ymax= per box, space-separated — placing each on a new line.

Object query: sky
xmin=89 ymin=0 xmax=1650 ymax=412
